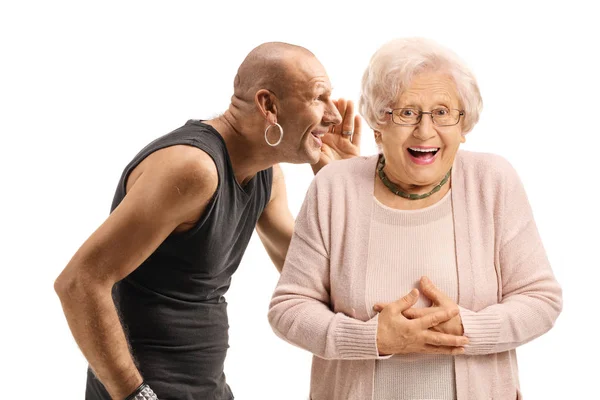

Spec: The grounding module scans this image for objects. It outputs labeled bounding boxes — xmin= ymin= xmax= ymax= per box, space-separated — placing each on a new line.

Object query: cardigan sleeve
xmin=459 ymin=160 xmax=563 ymax=355
xmin=268 ymin=179 xmax=387 ymax=360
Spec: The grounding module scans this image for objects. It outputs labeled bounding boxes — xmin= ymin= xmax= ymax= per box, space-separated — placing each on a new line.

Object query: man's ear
xmin=255 ymin=89 xmax=278 ymax=125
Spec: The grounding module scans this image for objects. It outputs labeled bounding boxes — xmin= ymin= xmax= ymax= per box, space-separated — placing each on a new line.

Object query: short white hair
xmin=359 ymin=37 xmax=482 ymax=133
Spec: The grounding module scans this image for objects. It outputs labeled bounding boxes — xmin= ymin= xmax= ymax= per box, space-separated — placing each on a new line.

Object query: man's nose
xmin=325 ymin=101 xmax=342 ymax=126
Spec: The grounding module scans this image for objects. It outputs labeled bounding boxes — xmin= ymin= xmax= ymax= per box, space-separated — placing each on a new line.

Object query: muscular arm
xmin=54 ymin=146 xmax=218 ymax=399
xmin=256 ymin=164 xmax=294 ymax=273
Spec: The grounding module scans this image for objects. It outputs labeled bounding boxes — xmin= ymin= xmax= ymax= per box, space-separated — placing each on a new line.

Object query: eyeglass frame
xmin=384 ymin=107 xmax=465 ymax=127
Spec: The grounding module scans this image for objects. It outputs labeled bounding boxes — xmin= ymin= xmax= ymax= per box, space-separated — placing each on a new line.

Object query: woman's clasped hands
xmin=373 ymin=276 xmax=468 ymax=356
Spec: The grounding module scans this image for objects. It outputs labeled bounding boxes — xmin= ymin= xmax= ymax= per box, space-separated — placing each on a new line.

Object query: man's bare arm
xmin=256 ymin=164 xmax=294 ymax=273
xmin=54 ymin=146 xmax=218 ymax=399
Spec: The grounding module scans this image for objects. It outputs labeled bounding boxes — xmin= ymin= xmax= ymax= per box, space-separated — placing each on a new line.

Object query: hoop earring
xmin=264 ymin=123 xmax=284 ymax=147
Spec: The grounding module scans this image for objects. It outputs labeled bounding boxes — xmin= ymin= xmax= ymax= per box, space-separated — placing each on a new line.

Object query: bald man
xmin=54 ymin=42 xmax=361 ymax=400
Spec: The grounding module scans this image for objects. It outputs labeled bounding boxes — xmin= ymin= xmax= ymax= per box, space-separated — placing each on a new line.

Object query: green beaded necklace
xmin=377 ymin=154 xmax=451 ymax=200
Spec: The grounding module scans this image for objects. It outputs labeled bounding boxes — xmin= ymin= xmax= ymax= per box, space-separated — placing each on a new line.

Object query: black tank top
xmin=85 ymin=120 xmax=273 ymax=400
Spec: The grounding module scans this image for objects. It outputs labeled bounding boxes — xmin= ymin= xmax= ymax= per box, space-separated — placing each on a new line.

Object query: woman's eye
xmin=434 ymin=108 xmax=448 ymax=116
xmin=401 ymin=109 xmax=415 ymax=116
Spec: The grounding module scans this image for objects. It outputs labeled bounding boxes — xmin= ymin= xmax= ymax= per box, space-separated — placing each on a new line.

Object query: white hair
xmin=359 ymin=37 xmax=483 ymax=133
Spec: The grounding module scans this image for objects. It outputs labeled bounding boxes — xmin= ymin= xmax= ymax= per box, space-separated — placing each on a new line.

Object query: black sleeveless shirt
xmin=85 ymin=120 xmax=273 ymax=400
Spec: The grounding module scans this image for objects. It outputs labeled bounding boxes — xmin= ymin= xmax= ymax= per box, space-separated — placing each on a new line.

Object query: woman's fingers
xmin=373 ymin=302 xmax=389 ymax=312
xmin=403 ymin=306 xmax=435 ymax=319
xmin=419 ymin=276 xmax=452 ymax=305
xmin=421 ymin=329 xmax=469 ymax=347
xmin=418 ymin=307 xmax=459 ymax=329
xmin=395 ymin=289 xmax=420 ymax=312
xmin=421 ymin=344 xmax=466 ymax=355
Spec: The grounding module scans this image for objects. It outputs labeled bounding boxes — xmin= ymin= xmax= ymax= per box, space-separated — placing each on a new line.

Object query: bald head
xmin=234 ymin=42 xmax=318 ymax=100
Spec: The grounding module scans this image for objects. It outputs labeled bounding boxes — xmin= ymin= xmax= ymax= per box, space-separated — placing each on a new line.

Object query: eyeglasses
xmin=385 ymin=107 xmax=464 ymax=127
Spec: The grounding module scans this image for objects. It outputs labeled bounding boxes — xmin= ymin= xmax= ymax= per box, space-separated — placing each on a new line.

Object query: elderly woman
xmin=268 ymin=38 xmax=562 ymax=400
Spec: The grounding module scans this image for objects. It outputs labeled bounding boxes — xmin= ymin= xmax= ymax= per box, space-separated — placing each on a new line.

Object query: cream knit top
xmin=367 ymin=191 xmax=457 ymax=400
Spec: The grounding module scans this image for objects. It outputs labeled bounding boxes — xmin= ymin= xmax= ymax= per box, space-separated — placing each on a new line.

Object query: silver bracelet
xmin=125 ymin=383 xmax=158 ymax=400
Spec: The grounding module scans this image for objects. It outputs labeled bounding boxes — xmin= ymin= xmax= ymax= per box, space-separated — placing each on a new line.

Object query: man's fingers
xmin=328 ymin=98 xmax=345 ymax=133
xmin=396 ymin=288 xmax=420 ymax=312
xmin=419 ymin=307 xmax=459 ymax=329
xmin=352 ymin=115 xmax=362 ymax=146
xmin=335 ymin=98 xmax=347 ymax=123
xmin=341 ymin=100 xmax=354 ymax=139
xmin=422 ymin=330 xmax=469 ymax=347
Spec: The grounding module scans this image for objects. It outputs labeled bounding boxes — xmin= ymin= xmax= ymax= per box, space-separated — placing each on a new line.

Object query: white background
xmin=1 ymin=0 xmax=598 ymax=398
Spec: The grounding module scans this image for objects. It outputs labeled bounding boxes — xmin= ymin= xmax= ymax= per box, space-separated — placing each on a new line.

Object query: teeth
xmin=409 ymin=147 xmax=439 ymax=152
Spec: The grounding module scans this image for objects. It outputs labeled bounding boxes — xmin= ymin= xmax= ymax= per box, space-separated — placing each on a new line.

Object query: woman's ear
xmin=374 ymin=129 xmax=382 ymax=145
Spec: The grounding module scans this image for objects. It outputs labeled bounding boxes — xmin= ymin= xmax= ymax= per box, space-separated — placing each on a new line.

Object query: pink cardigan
xmin=268 ymin=151 xmax=562 ymax=400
